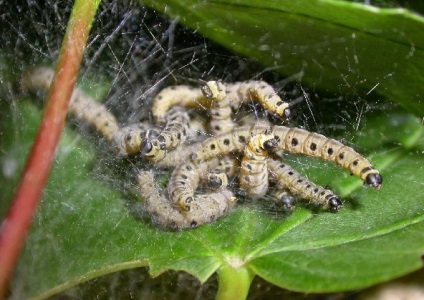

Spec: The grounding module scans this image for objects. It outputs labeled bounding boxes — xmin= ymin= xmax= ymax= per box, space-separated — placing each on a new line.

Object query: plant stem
xmin=216 ymin=265 xmax=254 ymax=300
xmin=0 ymin=0 xmax=101 ymax=298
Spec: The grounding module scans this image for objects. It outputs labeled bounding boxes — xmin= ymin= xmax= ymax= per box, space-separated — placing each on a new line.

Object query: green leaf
xmin=2 ymin=95 xmax=423 ymax=298
xmin=141 ymin=0 xmax=424 ymax=116
xmin=2 ymin=1 xmax=424 ymax=298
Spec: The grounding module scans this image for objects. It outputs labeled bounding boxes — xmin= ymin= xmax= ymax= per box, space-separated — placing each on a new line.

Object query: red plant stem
xmin=0 ymin=1 xmax=100 ymax=298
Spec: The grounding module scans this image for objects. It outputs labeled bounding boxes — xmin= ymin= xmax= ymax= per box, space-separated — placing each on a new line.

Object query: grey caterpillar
xmin=22 ymin=67 xmax=120 ymax=142
xmin=239 ymin=132 xmax=279 ymax=198
xmin=267 ymin=158 xmax=342 ymax=211
xmin=191 ymin=125 xmax=382 ymax=190
xmin=200 ymin=80 xmax=235 ymax=134
xmin=111 ymin=123 xmax=159 ymax=156
xmin=138 ymin=169 xmax=236 ymax=230
xmin=224 ymin=80 xmax=291 ymax=120
xmin=151 ymin=80 xmax=291 ymax=129
xmin=168 ymin=157 xmax=236 ymax=212
xmin=143 ymin=106 xmax=191 ymax=162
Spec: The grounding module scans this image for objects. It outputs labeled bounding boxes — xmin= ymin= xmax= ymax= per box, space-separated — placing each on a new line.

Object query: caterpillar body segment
xmin=239 ymin=132 xmax=279 ymax=198
xmin=200 ymin=80 xmax=235 ymax=134
xmin=190 ymin=125 xmax=267 ymax=163
xmin=68 ymin=89 xmax=120 ymax=141
xmin=168 ymin=158 xmax=236 ymax=212
xmin=151 ymin=85 xmax=207 ymax=125
xmin=225 ymin=81 xmax=291 ymax=120
xmin=138 ymin=170 xmax=236 ymax=230
xmin=273 ymin=127 xmax=382 ymax=189
xmin=143 ymin=106 xmax=191 ymax=162
xmin=267 ymin=159 xmax=342 ymax=211
xmin=210 ymin=156 xmax=240 ymax=178
xmin=22 ymin=67 xmax=120 ymax=141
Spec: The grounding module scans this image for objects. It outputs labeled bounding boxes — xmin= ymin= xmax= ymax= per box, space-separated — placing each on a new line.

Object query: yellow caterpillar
xmin=225 ymin=80 xmax=291 ymax=120
xmin=138 ymin=169 xmax=236 ymax=229
xmin=111 ymin=123 xmax=159 ymax=156
xmin=200 ymin=80 xmax=235 ymax=134
xmin=191 ymin=125 xmax=382 ymax=190
xmin=143 ymin=106 xmax=191 ymax=162
xmin=151 ymin=85 xmax=207 ymax=125
xmin=151 ymin=80 xmax=291 ymax=128
xmin=267 ymin=159 xmax=342 ymax=211
xmin=22 ymin=67 xmax=120 ymax=141
xmin=239 ymin=132 xmax=279 ymax=198
xmin=168 ymin=157 xmax=236 ymax=211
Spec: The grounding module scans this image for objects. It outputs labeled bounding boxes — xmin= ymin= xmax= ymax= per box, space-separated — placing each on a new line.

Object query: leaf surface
xmin=141 ymin=0 xmax=424 ymax=115
xmin=1 ymin=98 xmax=423 ymax=298
xmin=2 ymin=0 xmax=424 ymax=298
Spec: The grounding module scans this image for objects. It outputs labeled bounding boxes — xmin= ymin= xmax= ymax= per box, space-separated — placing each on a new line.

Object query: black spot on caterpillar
xmin=267 ymin=159 xmax=342 ymax=211
xmin=200 ymin=80 xmax=235 ymax=134
xmin=138 ymin=169 xmax=236 ymax=230
xmin=239 ymin=132 xmax=279 ymax=198
xmin=209 ymin=156 xmax=240 ymax=178
xmin=168 ymin=158 xmax=236 ymax=211
xmin=22 ymin=67 xmax=120 ymax=141
xmin=191 ymin=125 xmax=382 ymax=190
xmin=143 ymin=106 xmax=190 ymax=162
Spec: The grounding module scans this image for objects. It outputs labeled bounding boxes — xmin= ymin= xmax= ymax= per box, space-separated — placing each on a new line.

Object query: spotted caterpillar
xmin=138 ymin=168 xmax=236 ymax=230
xmin=201 ymin=152 xmax=337 ymax=210
xmin=267 ymin=159 xmax=342 ymax=211
xmin=22 ymin=67 xmax=120 ymax=141
xmin=151 ymin=85 xmax=207 ymax=125
xmin=151 ymin=80 xmax=291 ymax=128
xmin=200 ymin=80 xmax=235 ymax=134
xmin=239 ymin=132 xmax=279 ymax=198
xmin=111 ymin=123 xmax=158 ymax=156
xmin=224 ymin=80 xmax=291 ymax=120
xmin=191 ymin=125 xmax=382 ymax=190
xmin=168 ymin=157 xmax=236 ymax=212
xmin=142 ymin=106 xmax=191 ymax=162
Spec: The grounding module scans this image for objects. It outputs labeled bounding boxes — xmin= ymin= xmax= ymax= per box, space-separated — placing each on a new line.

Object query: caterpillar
xmin=138 ymin=169 xmax=236 ymax=230
xmin=151 ymin=80 xmax=291 ymax=129
xmin=168 ymin=157 xmax=236 ymax=211
xmin=200 ymin=80 xmax=235 ymax=134
xmin=111 ymin=123 xmax=159 ymax=156
xmin=151 ymin=85 xmax=207 ymax=125
xmin=191 ymin=125 xmax=382 ymax=190
xmin=239 ymin=132 xmax=279 ymax=198
xmin=267 ymin=159 xmax=342 ymax=211
xmin=209 ymin=156 xmax=240 ymax=178
xmin=142 ymin=106 xmax=191 ymax=162
xmin=224 ymin=80 xmax=291 ymax=121
xmin=22 ymin=67 xmax=120 ymax=141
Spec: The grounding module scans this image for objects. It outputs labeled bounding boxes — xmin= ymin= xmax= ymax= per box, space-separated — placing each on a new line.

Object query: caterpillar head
xmin=364 ymin=173 xmax=383 ymax=189
xmin=200 ymin=80 xmax=226 ymax=101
